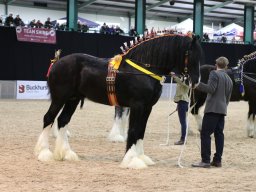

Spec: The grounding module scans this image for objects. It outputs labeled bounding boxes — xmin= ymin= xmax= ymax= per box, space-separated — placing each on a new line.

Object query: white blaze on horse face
xmin=34 ymin=126 xmax=53 ymax=161
xmin=54 ymin=126 xmax=79 ymax=161
xmin=120 ymin=139 xmax=155 ymax=169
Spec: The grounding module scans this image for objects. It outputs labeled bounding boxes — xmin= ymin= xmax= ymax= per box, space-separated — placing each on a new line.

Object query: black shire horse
xmin=35 ymin=34 xmax=202 ymax=169
xmin=191 ymin=60 xmax=256 ymax=138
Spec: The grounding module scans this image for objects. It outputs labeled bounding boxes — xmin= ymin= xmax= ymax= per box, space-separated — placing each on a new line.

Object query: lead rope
xmin=160 ymin=76 xmax=176 ymax=146
xmin=191 ymin=89 xmax=201 ymax=152
xmin=177 ymin=81 xmax=193 ymax=168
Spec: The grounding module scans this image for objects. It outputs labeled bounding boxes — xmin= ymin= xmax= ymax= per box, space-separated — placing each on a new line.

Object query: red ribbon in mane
xmin=46 ymin=59 xmax=56 ymax=78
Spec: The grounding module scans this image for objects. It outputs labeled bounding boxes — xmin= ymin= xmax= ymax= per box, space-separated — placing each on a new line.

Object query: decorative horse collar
xmin=106 ymin=55 xmax=122 ymax=106
xmin=106 ymin=55 xmax=166 ymax=106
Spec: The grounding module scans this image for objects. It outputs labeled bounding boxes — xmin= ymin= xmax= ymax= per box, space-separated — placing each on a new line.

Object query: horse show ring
xmin=0 ymin=99 xmax=255 ymax=191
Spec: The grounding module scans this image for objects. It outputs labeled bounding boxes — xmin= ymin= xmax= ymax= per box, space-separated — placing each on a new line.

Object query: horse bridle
xmin=233 ymin=51 xmax=256 ymax=96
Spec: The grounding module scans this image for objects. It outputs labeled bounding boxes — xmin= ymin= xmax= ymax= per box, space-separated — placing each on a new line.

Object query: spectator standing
xmin=81 ymin=23 xmax=89 ymax=33
xmin=115 ymin=25 xmax=124 ymax=35
xmin=77 ymin=20 xmax=82 ymax=31
xmin=129 ymin=26 xmax=138 ymax=36
xmin=29 ymin=19 xmax=36 ymax=28
xmin=36 ymin=20 xmax=43 ymax=28
xmin=0 ymin=17 xmax=3 ymax=25
xmin=59 ymin=22 xmax=67 ymax=31
xmin=13 ymin=15 xmax=23 ymax=26
xmin=221 ymin=34 xmax=227 ymax=43
xmin=108 ymin=25 xmax=115 ymax=35
xmin=100 ymin=23 xmax=109 ymax=34
xmin=44 ymin=17 xmax=53 ymax=29
xmin=5 ymin=13 xmax=14 ymax=26
xmin=203 ymin=33 xmax=210 ymax=42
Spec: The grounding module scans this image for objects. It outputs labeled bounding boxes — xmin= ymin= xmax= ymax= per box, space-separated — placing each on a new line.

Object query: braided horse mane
xmin=117 ymin=33 xmax=198 ymax=75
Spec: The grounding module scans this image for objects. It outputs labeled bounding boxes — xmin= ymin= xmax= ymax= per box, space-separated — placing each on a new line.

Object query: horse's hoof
xmin=120 ymin=156 xmax=147 ymax=169
xmin=37 ymin=148 xmax=53 ymax=161
xmin=139 ymin=155 xmax=155 ymax=166
xmin=64 ymin=150 xmax=79 ymax=161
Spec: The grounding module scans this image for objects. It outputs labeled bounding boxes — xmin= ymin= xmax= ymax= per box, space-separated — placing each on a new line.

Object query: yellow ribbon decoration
xmin=110 ymin=55 xmax=122 ymax=70
xmin=125 ymin=59 xmax=164 ymax=82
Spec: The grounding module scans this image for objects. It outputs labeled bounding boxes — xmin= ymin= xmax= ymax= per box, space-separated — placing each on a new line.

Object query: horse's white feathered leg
xmin=54 ymin=126 xmax=79 ymax=161
xmin=136 ymin=139 xmax=155 ymax=166
xmin=120 ymin=139 xmax=154 ymax=169
xmin=34 ymin=126 xmax=53 ymax=161
xmin=194 ymin=114 xmax=202 ymax=131
xmin=121 ymin=110 xmax=129 ymax=140
xmin=253 ymin=117 xmax=256 ymax=138
xmin=246 ymin=115 xmax=254 ymax=138
xmin=108 ymin=117 xmax=126 ymax=142
xmin=52 ymin=122 xmax=71 ymax=138
xmin=52 ymin=122 xmax=59 ymax=138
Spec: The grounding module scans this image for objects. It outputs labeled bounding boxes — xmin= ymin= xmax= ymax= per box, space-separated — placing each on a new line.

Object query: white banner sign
xmin=17 ymin=81 xmax=50 ymax=99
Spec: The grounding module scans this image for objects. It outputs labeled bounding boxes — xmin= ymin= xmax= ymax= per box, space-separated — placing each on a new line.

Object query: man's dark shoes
xmin=192 ymin=161 xmax=210 ymax=168
xmin=174 ymin=140 xmax=184 ymax=145
xmin=210 ymin=161 xmax=222 ymax=167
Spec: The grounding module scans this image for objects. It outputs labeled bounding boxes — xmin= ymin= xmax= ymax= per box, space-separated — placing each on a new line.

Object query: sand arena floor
xmin=0 ymin=99 xmax=255 ymax=192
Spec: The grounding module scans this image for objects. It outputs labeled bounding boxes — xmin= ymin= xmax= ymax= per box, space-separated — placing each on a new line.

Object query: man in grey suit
xmin=192 ymin=56 xmax=233 ymax=168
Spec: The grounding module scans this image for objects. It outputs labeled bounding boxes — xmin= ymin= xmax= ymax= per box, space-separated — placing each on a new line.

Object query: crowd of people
xmin=0 ymin=13 xmax=55 ymax=29
xmin=99 ymin=23 xmax=124 ymax=35
xmin=0 ymin=13 xmax=90 ymax=32
xmin=0 ymin=13 xmax=250 ymax=43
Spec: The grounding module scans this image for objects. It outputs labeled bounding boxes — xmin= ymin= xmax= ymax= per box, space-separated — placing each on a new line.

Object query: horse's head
xmin=121 ymin=34 xmax=203 ymax=87
xmin=186 ymin=35 xmax=203 ymax=87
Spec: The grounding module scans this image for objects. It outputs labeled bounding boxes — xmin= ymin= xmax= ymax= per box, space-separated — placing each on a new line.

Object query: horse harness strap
xmin=125 ymin=59 xmax=166 ymax=82
xmin=184 ymin=51 xmax=189 ymax=73
xmin=106 ymin=55 xmax=122 ymax=106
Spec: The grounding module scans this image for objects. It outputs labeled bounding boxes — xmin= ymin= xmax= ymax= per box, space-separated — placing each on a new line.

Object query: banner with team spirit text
xmin=16 ymin=26 xmax=56 ymax=44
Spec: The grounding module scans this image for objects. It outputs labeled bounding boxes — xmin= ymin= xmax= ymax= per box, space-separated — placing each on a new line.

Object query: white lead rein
xmin=160 ymin=76 xmax=174 ymax=146
xmin=177 ymin=81 xmax=193 ymax=168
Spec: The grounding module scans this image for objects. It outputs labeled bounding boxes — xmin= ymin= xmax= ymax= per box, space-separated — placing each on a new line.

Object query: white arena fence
xmin=0 ymin=80 xmax=176 ymax=100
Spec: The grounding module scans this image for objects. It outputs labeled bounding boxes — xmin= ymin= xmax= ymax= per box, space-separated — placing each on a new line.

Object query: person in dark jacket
xmin=44 ymin=17 xmax=53 ymax=29
xmin=13 ymin=15 xmax=23 ymax=26
xmin=5 ymin=13 xmax=14 ymax=26
xmin=36 ymin=20 xmax=43 ymax=28
xmin=29 ymin=19 xmax=36 ymax=28
xmin=192 ymin=56 xmax=233 ymax=168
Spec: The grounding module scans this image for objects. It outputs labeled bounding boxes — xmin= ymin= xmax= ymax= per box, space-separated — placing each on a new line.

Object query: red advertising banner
xmin=16 ymin=26 xmax=56 ymax=44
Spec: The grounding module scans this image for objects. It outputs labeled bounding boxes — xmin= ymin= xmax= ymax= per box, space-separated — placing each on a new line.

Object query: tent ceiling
xmin=4 ymin=0 xmax=256 ymax=26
